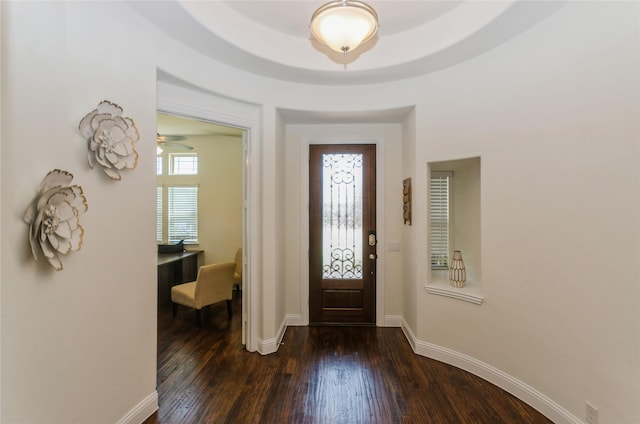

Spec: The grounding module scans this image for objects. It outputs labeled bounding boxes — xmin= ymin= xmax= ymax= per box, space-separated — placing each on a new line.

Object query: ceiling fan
xmin=156 ymin=133 xmax=194 ymax=151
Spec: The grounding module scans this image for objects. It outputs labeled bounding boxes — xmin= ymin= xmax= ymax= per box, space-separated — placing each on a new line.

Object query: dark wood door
xmin=309 ymin=144 xmax=376 ymax=325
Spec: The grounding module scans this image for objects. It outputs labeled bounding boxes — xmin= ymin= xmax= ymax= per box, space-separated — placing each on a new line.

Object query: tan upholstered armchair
xmin=233 ymin=248 xmax=243 ymax=290
xmin=171 ymin=262 xmax=235 ymax=327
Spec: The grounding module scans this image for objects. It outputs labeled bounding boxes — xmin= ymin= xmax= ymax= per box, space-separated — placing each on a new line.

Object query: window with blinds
xmin=157 ymin=186 xmax=163 ymax=242
xmin=167 ymin=186 xmax=198 ymax=243
xmin=430 ymin=171 xmax=452 ymax=269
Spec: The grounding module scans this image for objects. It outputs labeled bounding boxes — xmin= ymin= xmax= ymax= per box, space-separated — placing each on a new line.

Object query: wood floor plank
xmin=145 ymin=292 xmax=553 ymax=423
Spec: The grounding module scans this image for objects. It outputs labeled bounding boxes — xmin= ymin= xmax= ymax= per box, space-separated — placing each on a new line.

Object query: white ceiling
xmin=129 ymin=0 xmax=564 ymax=86
xmin=224 ymin=1 xmax=463 ymax=37
xmin=145 ymin=1 xmax=565 ymax=133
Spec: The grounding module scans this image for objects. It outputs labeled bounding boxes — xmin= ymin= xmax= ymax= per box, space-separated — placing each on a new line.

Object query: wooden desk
xmin=157 ymin=250 xmax=203 ymax=306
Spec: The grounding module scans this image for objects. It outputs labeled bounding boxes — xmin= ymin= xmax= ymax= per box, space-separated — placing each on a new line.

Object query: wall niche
xmin=427 ymin=156 xmax=483 ymax=304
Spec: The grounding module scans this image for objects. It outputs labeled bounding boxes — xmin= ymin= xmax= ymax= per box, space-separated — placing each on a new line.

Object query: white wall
xmin=0 ymin=1 xmax=4 ymax=413
xmin=401 ymin=110 xmax=418 ymax=332
xmin=405 ymin=3 xmax=639 ymax=423
xmin=449 ymin=158 xmax=481 ymax=283
xmin=274 ymin=111 xmax=286 ymax=338
xmin=259 ymin=105 xmax=279 ymax=348
xmin=1 ymin=2 xmax=158 ymax=423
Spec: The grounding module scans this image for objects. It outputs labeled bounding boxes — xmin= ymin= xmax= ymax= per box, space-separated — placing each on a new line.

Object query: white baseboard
xmin=257 ymin=336 xmax=279 ymax=355
xmin=257 ymin=316 xmax=288 ymax=355
xmin=400 ymin=319 xmax=581 ymax=424
xmin=383 ymin=315 xmax=403 ymax=327
xmin=400 ymin=318 xmax=418 ymax=351
xmin=116 ymin=391 xmax=158 ymax=424
xmin=285 ymin=313 xmax=304 ymax=326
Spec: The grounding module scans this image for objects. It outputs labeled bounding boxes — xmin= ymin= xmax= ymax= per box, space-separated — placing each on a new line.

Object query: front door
xmin=309 ymin=144 xmax=376 ymax=325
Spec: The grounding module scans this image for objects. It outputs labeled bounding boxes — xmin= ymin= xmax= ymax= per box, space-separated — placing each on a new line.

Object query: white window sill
xmin=425 ymin=275 xmax=484 ymax=305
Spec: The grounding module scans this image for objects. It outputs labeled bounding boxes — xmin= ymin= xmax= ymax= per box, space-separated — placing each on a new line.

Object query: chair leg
xmin=172 ymin=303 xmax=177 ymax=318
xmin=226 ymin=299 xmax=232 ymax=318
xmin=195 ymin=309 xmax=202 ymax=327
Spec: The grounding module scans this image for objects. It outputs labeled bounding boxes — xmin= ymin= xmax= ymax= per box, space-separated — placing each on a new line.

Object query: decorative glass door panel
xmin=309 ymin=145 xmax=376 ymax=325
xmin=322 ymin=153 xmax=363 ymax=280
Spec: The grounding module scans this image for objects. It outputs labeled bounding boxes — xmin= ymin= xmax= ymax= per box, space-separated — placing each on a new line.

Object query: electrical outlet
xmin=585 ymin=401 xmax=598 ymax=424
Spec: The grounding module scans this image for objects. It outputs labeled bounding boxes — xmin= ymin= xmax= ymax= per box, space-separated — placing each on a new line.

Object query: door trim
xmin=299 ymin=135 xmax=385 ymax=327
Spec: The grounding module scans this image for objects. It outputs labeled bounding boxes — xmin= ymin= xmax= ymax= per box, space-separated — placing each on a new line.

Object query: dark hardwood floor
xmin=145 ymin=291 xmax=553 ymax=424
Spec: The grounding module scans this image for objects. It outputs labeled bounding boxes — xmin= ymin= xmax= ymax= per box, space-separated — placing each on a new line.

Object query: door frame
xmin=300 ymin=136 xmax=386 ymax=327
xmin=157 ymin=82 xmax=261 ymax=352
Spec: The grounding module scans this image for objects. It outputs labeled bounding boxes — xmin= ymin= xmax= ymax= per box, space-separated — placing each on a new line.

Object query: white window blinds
xmin=430 ymin=171 xmax=452 ymax=269
xmin=168 ymin=186 xmax=198 ymax=243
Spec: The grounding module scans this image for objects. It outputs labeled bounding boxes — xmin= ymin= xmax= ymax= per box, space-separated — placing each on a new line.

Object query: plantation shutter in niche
xmin=430 ymin=172 xmax=452 ymax=269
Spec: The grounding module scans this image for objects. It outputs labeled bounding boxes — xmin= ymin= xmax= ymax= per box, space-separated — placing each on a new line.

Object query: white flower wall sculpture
xmin=79 ymin=100 xmax=140 ymax=180
xmin=24 ymin=169 xmax=88 ymax=271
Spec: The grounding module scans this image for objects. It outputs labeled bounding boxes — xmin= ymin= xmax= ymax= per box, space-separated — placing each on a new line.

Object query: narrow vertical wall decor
xmin=449 ymin=250 xmax=466 ymax=287
xmin=24 ymin=169 xmax=89 ymax=271
xmin=403 ymin=177 xmax=412 ymax=225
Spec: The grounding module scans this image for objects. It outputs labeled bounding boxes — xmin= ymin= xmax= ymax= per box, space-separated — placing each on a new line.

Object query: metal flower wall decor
xmin=24 ymin=169 xmax=88 ymax=271
xmin=79 ymin=100 xmax=140 ymax=180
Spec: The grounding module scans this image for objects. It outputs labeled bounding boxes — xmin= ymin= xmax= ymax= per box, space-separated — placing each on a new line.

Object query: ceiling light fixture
xmin=310 ymin=0 xmax=378 ymax=56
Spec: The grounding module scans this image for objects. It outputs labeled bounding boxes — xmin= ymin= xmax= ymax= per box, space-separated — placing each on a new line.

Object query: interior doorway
xmin=156 ymin=112 xmax=248 ymax=344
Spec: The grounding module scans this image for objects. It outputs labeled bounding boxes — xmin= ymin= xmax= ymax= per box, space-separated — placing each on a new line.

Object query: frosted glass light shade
xmin=310 ymin=1 xmax=378 ymax=55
